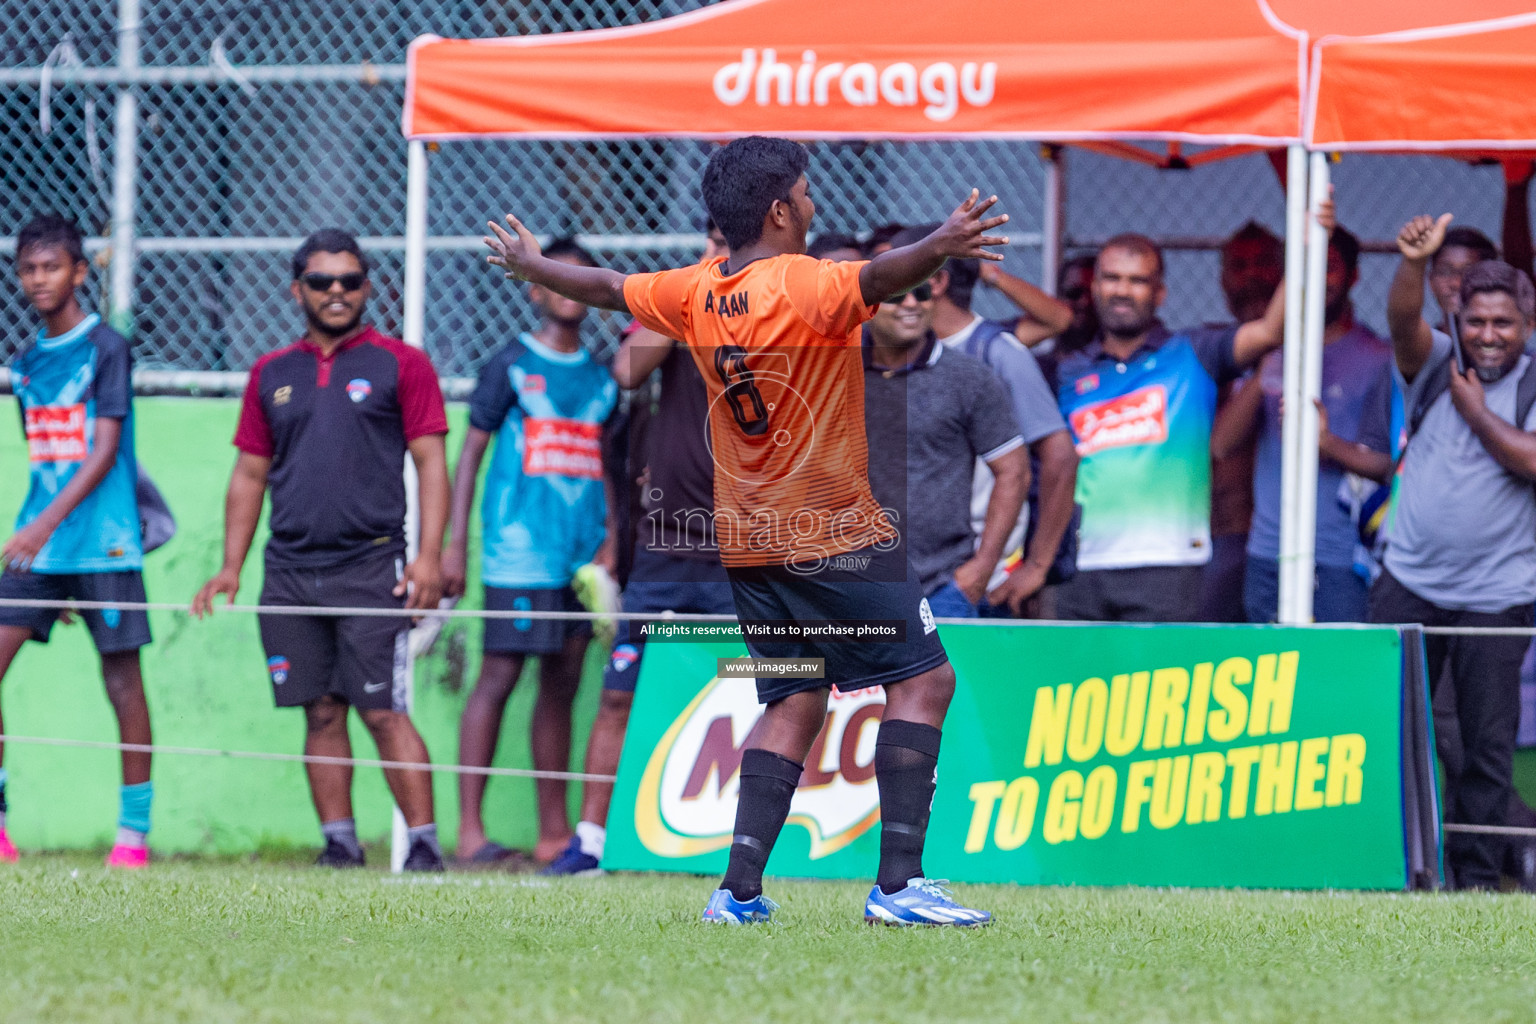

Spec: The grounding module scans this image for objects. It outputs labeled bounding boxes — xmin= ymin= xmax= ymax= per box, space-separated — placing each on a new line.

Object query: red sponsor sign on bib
xmin=25 ymin=404 xmax=89 ymax=463
xmin=523 ymin=417 xmax=603 ymax=479
xmin=1069 ymin=385 xmax=1168 ymax=456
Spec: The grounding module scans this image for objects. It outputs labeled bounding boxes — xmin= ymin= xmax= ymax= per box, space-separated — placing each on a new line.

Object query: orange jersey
xmin=623 ymin=254 xmax=893 ymax=567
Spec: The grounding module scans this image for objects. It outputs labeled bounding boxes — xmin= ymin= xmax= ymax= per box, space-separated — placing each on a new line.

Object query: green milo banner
xmin=606 ymin=624 xmax=1416 ymax=889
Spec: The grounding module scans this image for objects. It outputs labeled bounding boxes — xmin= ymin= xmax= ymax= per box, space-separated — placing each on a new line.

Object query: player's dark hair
xmin=701 ymin=136 xmax=810 ymax=251
xmin=1329 ymin=224 xmax=1361 ymax=278
xmin=863 ymin=222 xmax=907 ymax=256
xmin=1098 ymin=233 xmax=1165 ymax=280
xmin=16 ymin=213 xmax=86 ymax=265
xmin=543 ymin=235 xmax=598 ymax=267
xmin=1438 ymin=226 xmax=1499 ymax=265
xmin=292 ymin=228 xmax=370 ymax=280
xmin=807 ymin=232 xmax=861 ymax=260
xmin=1461 ymin=260 xmax=1536 ymax=319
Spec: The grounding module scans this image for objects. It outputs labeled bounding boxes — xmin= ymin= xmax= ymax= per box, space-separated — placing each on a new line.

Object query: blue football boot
xmin=702 ymin=888 xmax=778 ymax=924
xmin=864 ymin=878 xmax=992 ymax=927
xmin=540 ymin=835 xmax=603 ymax=877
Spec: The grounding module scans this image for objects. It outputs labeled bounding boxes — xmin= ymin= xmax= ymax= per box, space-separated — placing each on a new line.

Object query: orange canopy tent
xmin=398 ymin=0 xmax=1536 ymax=623
xmin=403 ymin=0 xmax=1306 ymax=143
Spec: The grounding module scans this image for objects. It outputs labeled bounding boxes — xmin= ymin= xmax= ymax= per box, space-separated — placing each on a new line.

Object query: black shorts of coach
xmin=726 ymin=544 xmax=947 ymax=704
xmin=0 ymin=568 xmax=152 ymax=653
xmin=258 ymin=548 xmax=409 ymax=712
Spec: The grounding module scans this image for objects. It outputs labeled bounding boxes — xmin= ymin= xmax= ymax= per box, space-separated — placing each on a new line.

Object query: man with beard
xmin=194 ymin=230 xmax=450 ymax=870
xmin=442 ymin=237 xmax=618 ymax=867
xmin=1052 ymin=233 xmax=1288 ymax=622
xmin=1212 ymin=225 xmax=1392 ymax=623
xmin=1372 ymin=231 xmax=1536 ymax=889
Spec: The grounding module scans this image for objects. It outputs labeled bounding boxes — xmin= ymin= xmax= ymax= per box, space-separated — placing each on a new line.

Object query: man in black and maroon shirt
xmin=192 ymin=229 xmax=450 ymax=871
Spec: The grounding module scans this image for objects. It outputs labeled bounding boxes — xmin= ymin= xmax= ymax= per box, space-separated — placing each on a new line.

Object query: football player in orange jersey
xmin=486 ymin=136 xmax=1007 ymax=927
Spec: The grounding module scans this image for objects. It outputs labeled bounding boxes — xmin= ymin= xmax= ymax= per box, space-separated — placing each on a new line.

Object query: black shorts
xmin=0 ymin=568 xmax=152 ymax=654
xmin=482 ymin=585 xmax=593 ymax=656
xmin=258 ymin=550 xmax=408 ymax=711
xmin=726 ymin=545 xmax=947 ymax=704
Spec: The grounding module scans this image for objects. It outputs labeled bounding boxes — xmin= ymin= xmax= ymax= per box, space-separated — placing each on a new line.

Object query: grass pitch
xmin=3 ymin=855 xmax=1536 ymax=1024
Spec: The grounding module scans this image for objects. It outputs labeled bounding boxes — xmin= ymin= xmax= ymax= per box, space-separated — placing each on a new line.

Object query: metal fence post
xmin=107 ymin=0 xmax=141 ymax=336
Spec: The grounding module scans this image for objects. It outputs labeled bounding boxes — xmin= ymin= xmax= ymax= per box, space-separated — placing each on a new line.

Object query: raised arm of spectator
xmin=860 ymin=191 xmax=1009 ymax=306
xmin=486 ymin=216 xmax=630 ymax=312
xmin=952 ymin=444 xmax=1030 ymax=605
xmin=400 ymin=433 xmax=449 ymax=611
xmin=1449 ymin=366 xmax=1536 ymax=481
xmin=1230 ymin=195 xmax=1337 ymax=369
xmin=612 ymin=326 xmax=677 ymax=390
xmin=1211 ymin=372 xmax=1264 ymax=460
xmin=191 ymin=452 xmax=269 ymax=616
xmin=1230 ymin=283 xmax=1287 ymax=368
xmin=978 ymin=263 xmax=1073 ymax=346
xmin=442 ymin=428 xmax=492 ymax=599
xmin=1387 ymin=214 xmax=1452 ymax=382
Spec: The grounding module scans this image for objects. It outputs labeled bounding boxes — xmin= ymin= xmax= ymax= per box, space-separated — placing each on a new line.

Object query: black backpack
xmin=962 ymin=320 xmax=1082 ymax=585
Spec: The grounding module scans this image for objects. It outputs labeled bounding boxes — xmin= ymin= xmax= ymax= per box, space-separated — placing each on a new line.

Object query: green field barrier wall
xmin=607 ymin=624 xmax=1415 ymax=889
xmin=0 ymin=396 xmax=604 ymax=855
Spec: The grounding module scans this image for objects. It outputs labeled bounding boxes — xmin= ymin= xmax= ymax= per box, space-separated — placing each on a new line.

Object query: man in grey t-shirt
xmin=862 ymin=281 xmax=1029 ymax=618
xmin=1372 ymin=216 xmax=1536 ymax=889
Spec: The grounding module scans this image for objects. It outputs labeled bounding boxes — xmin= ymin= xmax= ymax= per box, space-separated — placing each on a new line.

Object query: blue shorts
xmin=482 ymin=585 xmax=592 ymax=656
xmin=726 ymin=545 xmax=947 ymax=704
xmin=0 ymin=568 xmax=151 ymax=654
xmin=604 ymin=548 xmax=734 ymax=693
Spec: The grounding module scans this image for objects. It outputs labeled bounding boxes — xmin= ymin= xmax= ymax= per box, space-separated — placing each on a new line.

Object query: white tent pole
xmin=391 ymin=139 xmax=430 ymax=873
xmin=1292 ymin=151 xmax=1331 ymax=624
xmin=1277 ymin=144 xmax=1308 ymax=623
xmin=1041 ymin=145 xmax=1065 ymax=295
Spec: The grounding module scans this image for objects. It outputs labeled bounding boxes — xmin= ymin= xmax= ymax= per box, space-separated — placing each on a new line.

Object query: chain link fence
xmin=0 ymin=1 xmax=1524 ymax=381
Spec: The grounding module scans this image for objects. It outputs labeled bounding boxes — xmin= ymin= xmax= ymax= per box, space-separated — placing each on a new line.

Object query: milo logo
xmin=632 ymin=678 xmax=884 ymax=859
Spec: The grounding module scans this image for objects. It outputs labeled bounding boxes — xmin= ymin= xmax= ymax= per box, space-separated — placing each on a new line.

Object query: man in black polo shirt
xmin=193 ymin=229 xmax=450 ymax=871
xmin=863 ymin=280 xmax=1030 ymax=618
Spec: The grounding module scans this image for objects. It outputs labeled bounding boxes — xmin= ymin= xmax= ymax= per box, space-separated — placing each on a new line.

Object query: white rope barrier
xmin=0 ymin=733 xmax=616 ymax=783
xmin=5 ymin=598 xmax=1527 ymax=634
xmin=1441 ymin=823 xmax=1536 ymax=838
xmin=0 ymin=597 xmax=737 ymax=622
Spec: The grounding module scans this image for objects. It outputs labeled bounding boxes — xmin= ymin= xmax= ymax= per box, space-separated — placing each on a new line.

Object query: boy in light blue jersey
xmin=444 ymin=237 xmax=618 ymax=865
xmin=0 ymin=214 xmax=155 ymax=868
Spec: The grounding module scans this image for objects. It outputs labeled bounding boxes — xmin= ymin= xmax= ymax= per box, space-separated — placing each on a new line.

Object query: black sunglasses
xmin=300 ymin=272 xmax=367 ymax=293
xmin=886 ymin=283 xmax=933 ymax=304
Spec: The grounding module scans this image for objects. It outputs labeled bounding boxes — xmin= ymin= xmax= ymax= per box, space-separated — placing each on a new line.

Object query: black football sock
xmin=875 ymin=719 xmax=942 ymax=895
xmin=719 ymin=749 xmax=803 ymax=902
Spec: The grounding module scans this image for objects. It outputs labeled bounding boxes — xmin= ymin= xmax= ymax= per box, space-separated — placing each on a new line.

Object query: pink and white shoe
xmin=105 ymin=843 xmax=148 ymax=869
xmin=0 ymin=829 xmax=17 ymax=864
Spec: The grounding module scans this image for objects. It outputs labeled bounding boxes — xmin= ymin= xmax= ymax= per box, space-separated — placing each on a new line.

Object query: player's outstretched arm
xmin=859 ymin=190 xmax=1009 ymax=306
xmin=485 ymin=214 xmax=631 ymax=313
